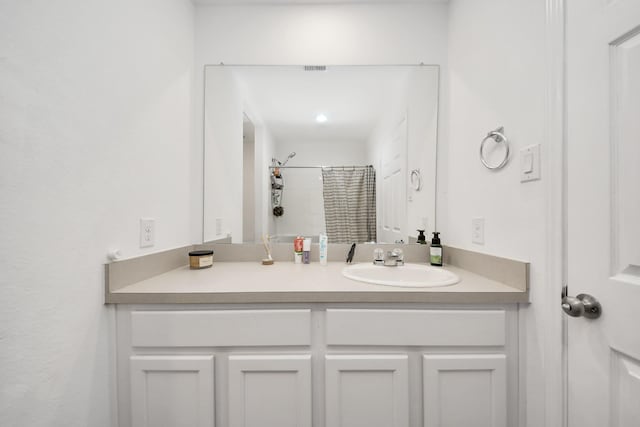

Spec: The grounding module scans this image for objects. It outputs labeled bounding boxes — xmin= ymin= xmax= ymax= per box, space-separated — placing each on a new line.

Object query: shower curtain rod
xmin=269 ymin=165 xmax=373 ymax=170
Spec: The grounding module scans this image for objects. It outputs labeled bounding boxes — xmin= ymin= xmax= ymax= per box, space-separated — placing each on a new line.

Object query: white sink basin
xmin=342 ymin=263 xmax=460 ymax=288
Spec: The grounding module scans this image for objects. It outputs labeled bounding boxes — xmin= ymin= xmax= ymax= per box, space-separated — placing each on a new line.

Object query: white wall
xmin=243 ymin=120 xmax=256 ymax=243
xmin=203 ymin=67 xmax=243 ymax=242
xmin=195 ymin=3 xmax=448 ymax=66
xmin=0 ymin=1 xmax=195 ymax=426
xmin=0 ymin=1 xmax=552 ymax=425
xmin=194 ymin=1 xmax=450 ymax=241
xmin=253 ymin=123 xmax=277 ymax=241
xmin=443 ymin=1 xmax=547 ymax=426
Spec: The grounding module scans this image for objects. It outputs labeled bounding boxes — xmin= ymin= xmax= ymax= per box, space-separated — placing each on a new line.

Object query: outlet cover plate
xmin=140 ymin=218 xmax=155 ymax=248
xmin=472 ymin=217 xmax=485 ymax=245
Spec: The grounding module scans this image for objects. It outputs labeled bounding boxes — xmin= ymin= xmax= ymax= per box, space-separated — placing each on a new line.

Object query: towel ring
xmin=480 ymin=126 xmax=510 ymax=170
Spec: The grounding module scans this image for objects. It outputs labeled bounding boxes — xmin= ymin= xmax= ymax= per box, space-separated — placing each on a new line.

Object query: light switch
xmin=523 ymin=152 xmax=534 ymax=174
xmin=521 ymin=144 xmax=541 ymax=182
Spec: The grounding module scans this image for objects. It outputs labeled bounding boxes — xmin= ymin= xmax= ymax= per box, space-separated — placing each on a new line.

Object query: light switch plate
xmin=521 ymin=144 xmax=541 ymax=182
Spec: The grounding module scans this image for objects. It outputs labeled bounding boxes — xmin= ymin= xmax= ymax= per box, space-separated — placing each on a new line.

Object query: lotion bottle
xmin=430 ymin=232 xmax=443 ymax=266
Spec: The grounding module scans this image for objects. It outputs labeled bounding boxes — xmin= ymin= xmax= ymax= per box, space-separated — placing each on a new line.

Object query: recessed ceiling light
xmin=315 ymin=113 xmax=328 ymax=124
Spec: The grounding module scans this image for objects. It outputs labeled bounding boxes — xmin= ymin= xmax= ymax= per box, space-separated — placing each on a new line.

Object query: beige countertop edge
xmin=105 ymin=262 xmax=529 ymax=305
xmin=105 ymin=290 xmax=529 ymax=304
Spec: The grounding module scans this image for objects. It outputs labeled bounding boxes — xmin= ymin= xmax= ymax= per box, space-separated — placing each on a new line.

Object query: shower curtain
xmin=321 ymin=166 xmax=376 ymax=243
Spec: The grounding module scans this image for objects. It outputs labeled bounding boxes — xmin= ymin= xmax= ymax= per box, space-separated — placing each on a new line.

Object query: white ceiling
xmin=229 ymin=65 xmax=414 ymax=143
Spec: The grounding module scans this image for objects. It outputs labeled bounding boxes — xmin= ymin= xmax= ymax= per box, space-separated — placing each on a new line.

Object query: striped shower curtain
xmin=321 ymin=166 xmax=376 ymax=243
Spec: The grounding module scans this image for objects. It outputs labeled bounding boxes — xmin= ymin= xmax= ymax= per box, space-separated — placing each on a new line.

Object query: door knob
xmin=561 ymin=293 xmax=602 ymax=319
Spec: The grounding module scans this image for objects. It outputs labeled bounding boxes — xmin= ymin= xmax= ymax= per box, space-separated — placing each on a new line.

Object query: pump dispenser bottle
xmin=430 ymin=232 xmax=443 ymax=266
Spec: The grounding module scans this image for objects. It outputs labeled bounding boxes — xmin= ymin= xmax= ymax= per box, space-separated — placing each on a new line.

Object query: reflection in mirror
xmin=203 ymin=65 xmax=439 ymax=244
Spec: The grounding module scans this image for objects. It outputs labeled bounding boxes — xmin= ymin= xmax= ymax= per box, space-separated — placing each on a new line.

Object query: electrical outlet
xmin=140 ymin=218 xmax=155 ymax=248
xmin=472 ymin=218 xmax=485 ymax=245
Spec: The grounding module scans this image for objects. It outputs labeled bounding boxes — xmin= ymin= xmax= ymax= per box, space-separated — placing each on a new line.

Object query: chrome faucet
xmin=373 ymin=248 xmax=404 ymax=266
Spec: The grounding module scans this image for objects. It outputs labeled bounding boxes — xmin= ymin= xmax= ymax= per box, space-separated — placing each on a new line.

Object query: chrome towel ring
xmin=480 ymin=126 xmax=510 ymax=170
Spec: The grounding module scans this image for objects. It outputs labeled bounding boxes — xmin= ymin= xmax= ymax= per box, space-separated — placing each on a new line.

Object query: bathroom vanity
xmin=107 ymin=245 xmax=527 ymax=427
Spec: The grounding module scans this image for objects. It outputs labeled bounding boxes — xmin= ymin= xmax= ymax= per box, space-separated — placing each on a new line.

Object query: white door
xmin=566 ymin=1 xmax=640 ymax=426
xmin=379 ymin=118 xmax=408 ymax=244
xmin=228 ymin=354 xmax=312 ymax=427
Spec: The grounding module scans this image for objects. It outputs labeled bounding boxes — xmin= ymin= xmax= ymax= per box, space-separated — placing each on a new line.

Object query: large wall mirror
xmin=203 ymin=65 xmax=439 ymax=244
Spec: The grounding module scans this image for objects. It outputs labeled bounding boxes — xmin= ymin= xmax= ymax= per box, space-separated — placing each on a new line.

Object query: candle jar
xmin=189 ymin=250 xmax=214 ymax=269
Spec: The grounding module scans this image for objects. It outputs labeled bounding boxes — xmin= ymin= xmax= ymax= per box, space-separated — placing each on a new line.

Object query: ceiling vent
xmin=304 ymin=65 xmax=327 ymax=71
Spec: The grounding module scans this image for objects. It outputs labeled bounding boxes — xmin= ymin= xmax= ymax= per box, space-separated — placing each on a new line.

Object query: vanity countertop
xmin=106 ymin=261 xmax=528 ymax=304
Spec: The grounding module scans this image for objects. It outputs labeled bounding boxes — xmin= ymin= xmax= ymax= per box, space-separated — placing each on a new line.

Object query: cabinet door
xmin=423 ymin=354 xmax=506 ymax=427
xmin=228 ymin=355 xmax=312 ymax=427
xmin=325 ymin=354 xmax=409 ymax=427
xmin=130 ymin=355 xmax=214 ymax=427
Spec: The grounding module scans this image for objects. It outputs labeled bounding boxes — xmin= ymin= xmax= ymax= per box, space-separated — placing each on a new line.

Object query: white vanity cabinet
xmin=129 ymin=355 xmax=215 ymax=427
xmin=115 ymin=305 xmax=519 ymax=427
xmin=227 ymin=354 xmax=313 ymax=427
xmin=325 ymin=354 xmax=410 ymax=427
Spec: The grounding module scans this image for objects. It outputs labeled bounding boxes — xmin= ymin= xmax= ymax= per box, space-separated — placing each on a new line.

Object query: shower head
xmin=272 ymin=152 xmax=297 ymax=166
xmin=278 ymin=152 xmax=297 ymax=166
